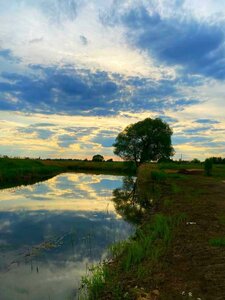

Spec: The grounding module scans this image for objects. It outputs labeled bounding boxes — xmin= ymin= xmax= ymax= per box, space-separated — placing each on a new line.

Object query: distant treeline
xmin=208 ymin=157 xmax=225 ymax=164
xmin=1 ymin=155 xmax=225 ymax=164
xmin=159 ymin=157 xmax=225 ymax=164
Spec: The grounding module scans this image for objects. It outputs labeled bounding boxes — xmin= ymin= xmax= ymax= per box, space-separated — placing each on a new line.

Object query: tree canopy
xmin=92 ymin=154 xmax=104 ymax=162
xmin=113 ymin=118 xmax=174 ymax=165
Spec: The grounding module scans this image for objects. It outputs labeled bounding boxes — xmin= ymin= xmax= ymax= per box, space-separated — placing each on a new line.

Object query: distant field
xmin=0 ymin=157 xmax=136 ymax=189
xmin=0 ymin=157 xmax=224 ymax=189
xmin=42 ymin=159 xmax=136 ymax=174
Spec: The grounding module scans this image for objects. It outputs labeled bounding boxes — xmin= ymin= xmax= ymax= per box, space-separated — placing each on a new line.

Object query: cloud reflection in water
xmin=0 ymin=173 xmax=133 ymax=300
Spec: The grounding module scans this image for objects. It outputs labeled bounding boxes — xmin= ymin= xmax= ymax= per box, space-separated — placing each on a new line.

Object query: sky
xmin=0 ymin=0 xmax=225 ymax=160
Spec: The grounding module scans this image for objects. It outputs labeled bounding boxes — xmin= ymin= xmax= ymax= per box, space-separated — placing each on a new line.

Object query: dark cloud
xmin=18 ymin=127 xmax=55 ymax=140
xmin=80 ymin=35 xmax=88 ymax=45
xmin=0 ymin=49 xmax=21 ymax=63
xmin=29 ymin=37 xmax=44 ymax=44
xmin=0 ymin=64 xmax=201 ymax=116
xmin=184 ymin=126 xmax=212 ymax=135
xmin=35 ymin=0 xmax=78 ymax=24
xmin=156 ymin=115 xmax=178 ymax=123
xmin=195 ymin=119 xmax=220 ymax=124
xmin=173 ymin=135 xmax=213 ymax=145
xmin=104 ymin=5 xmax=225 ymax=80
xmin=91 ymin=136 xmax=115 ymax=148
xmin=63 ymin=126 xmax=98 ymax=134
xmin=32 ymin=123 xmax=56 ymax=127
xmin=57 ymin=134 xmax=76 ymax=147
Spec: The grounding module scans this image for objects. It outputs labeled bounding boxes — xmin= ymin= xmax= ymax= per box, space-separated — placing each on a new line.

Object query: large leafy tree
xmin=113 ymin=118 xmax=174 ymax=166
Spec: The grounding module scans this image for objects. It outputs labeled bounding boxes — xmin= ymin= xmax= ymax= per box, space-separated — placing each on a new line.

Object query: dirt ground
xmin=155 ymin=175 xmax=225 ymax=300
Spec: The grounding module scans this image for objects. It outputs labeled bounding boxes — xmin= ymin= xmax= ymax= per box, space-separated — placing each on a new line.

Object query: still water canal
xmin=0 ymin=173 xmax=134 ymax=300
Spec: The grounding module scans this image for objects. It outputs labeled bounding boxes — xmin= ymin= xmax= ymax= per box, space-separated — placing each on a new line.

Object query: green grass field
xmin=0 ymin=157 xmax=64 ymax=188
xmin=0 ymin=157 xmax=136 ymax=188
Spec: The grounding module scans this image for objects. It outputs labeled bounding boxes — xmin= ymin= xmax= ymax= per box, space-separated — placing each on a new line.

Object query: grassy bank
xmin=0 ymin=157 xmax=136 ymax=189
xmin=81 ymin=162 xmax=225 ymax=300
xmin=0 ymin=157 xmax=64 ymax=189
xmin=42 ymin=159 xmax=136 ymax=175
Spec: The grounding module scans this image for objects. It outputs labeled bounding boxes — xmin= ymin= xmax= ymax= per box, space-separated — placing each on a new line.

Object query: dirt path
xmin=159 ymin=177 xmax=225 ymax=300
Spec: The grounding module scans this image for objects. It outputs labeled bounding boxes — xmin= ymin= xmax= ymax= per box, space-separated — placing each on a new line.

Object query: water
xmin=0 ymin=173 xmax=133 ymax=300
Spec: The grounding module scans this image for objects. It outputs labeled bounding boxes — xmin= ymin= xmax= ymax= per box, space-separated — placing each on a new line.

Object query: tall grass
xmin=81 ymin=213 xmax=187 ymax=299
xmin=0 ymin=157 xmax=136 ymax=188
xmin=117 ymin=214 xmax=173 ymax=271
xmin=0 ymin=157 xmax=63 ymax=188
xmin=80 ymin=264 xmax=108 ymax=300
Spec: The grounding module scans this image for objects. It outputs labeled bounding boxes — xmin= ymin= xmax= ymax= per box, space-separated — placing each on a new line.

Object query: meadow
xmin=80 ymin=162 xmax=225 ymax=300
xmin=0 ymin=157 xmax=136 ymax=189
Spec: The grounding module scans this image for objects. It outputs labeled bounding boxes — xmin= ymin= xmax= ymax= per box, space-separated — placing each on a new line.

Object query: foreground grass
xmin=80 ymin=162 xmax=225 ymax=300
xmin=80 ymin=213 xmax=186 ymax=300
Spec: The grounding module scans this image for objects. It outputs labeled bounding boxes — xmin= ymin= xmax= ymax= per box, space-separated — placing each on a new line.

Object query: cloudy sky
xmin=0 ymin=0 xmax=224 ymax=160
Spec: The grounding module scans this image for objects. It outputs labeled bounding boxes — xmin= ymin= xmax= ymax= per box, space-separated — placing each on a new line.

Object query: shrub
xmin=204 ymin=158 xmax=213 ymax=176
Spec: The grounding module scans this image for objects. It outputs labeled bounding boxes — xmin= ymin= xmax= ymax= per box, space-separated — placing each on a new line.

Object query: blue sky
xmin=0 ymin=0 xmax=224 ymax=160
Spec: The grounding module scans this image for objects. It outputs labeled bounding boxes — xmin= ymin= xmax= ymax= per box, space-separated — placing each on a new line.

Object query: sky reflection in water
xmin=0 ymin=173 xmax=133 ymax=300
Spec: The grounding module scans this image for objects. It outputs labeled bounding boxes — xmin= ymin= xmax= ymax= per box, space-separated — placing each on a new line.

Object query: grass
xmin=81 ymin=161 xmax=225 ymax=299
xmin=80 ymin=264 xmax=109 ymax=300
xmin=43 ymin=160 xmax=136 ymax=174
xmin=209 ymin=238 xmax=225 ymax=247
xmin=0 ymin=157 xmax=136 ymax=189
xmin=81 ymin=212 xmax=187 ymax=299
xmin=150 ymin=170 xmax=167 ymax=181
xmin=0 ymin=157 xmax=63 ymax=188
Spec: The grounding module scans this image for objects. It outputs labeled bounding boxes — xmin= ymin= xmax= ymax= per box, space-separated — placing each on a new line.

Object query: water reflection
xmin=0 ymin=173 xmax=133 ymax=300
xmin=112 ymin=176 xmax=161 ymax=225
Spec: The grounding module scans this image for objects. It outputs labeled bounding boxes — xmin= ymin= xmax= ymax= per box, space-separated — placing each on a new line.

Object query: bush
xmin=151 ymin=170 xmax=167 ymax=181
xmin=191 ymin=158 xmax=201 ymax=164
xmin=204 ymin=158 xmax=213 ymax=176
xmin=92 ymin=154 xmax=104 ymax=162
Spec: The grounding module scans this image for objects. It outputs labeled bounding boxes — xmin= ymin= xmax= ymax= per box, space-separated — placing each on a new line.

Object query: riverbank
xmin=81 ymin=162 xmax=225 ymax=300
xmin=0 ymin=157 xmax=136 ymax=189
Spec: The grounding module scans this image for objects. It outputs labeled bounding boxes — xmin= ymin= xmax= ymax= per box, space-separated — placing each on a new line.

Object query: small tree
xmin=106 ymin=158 xmax=113 ymax=162
xmin=204 ymin=158 xmax=213 ymax=176
xmin=113 ymin=118 xmax=174 ymax=166
xmin=92 ymin=154 xmax=104 ymax=162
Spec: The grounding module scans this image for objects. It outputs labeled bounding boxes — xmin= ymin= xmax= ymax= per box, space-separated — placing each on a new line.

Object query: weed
xmin=209 ymin=238 xmax=225 ymax=247
xmin=171 ymin=183 xmax=181 ymax=194
xmin=218 ymin=215 xmax=225 ymax=225
xmin=80 ymin=264 xmax=108 ymax=300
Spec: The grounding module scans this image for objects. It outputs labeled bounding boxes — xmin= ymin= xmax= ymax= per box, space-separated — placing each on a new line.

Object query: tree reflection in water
xmin=112 ymin=176 xmax=161 ymax=225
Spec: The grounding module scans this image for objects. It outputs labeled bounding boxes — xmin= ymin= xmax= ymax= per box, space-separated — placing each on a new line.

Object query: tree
xmin=191 ymin=158 xmax=201 ymax=164
xmin=92 ymin=154 xmax=104 ymax=162
xmin=113 ymin=118 xmax=174 ymax=166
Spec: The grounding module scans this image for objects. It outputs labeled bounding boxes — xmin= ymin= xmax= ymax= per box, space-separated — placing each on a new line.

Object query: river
xmin=0 ymin=173 xmax=133 ymax=300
